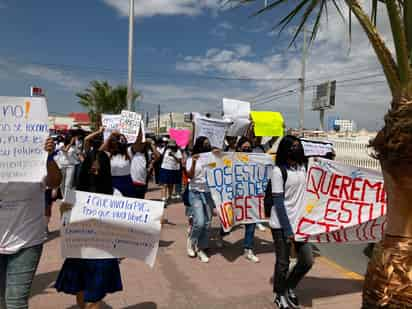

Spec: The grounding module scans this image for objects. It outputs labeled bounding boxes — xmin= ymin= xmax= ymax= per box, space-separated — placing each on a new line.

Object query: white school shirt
xmin=110 ymin=154 xmax=131 ymax=177
xmin=186 ymin=157 xmax=209 ymax=192
xmin=161 ymin=149 xmax=182 ymax=171
xmin=0 ymin=183 xmax=46 ymax=254
xmin=128 ymin=147 xmax=147 ymax=185
xmin=269 ymin=165 xmax=306 ymax=231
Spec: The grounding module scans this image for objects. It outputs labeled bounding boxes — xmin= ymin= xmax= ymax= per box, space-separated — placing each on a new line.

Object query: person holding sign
xmin=186 ymin=136 xmax=214 ymax=263
xmin=236 ymin=137 xmax=261 ymax=263
xmin=55 ymin=147 xmax=123 ymax=309
xmin=100 ymin=131 xmax=135 ymax=198
xmin=128 ymin=128 xmax=160 ymax=199
xmin=159 ymin=140 xmax=182 ymax=204
xmin=269 ymin=136 xmax=313 ymax=309
xmin=0 ymin=138 xmax=62 ymax=309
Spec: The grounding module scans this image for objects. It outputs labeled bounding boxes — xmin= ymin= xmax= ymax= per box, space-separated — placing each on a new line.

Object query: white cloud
xmin=210 ymin=21 xmax=234 ymax=38
xmin=174 ymin=1 xmax=395 ymax=130
xmin=102 ymin=0 xmax=223 ymax=18
xmin=18 ymin=65 xmax=84 ymax=90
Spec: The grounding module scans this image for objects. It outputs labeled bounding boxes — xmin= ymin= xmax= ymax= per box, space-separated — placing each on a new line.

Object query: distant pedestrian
xmin=159 ymin=140 xmax=182 ymax=204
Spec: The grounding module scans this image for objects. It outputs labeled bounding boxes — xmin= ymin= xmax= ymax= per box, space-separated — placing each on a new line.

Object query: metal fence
xmin=328 ymin=138 xmax=381 ymax=171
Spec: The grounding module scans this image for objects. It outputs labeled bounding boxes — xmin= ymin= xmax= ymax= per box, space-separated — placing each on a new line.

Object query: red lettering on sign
xmin=235 ymin=196 xmax=244 ymax=221
xmin=330 ymin=175 xmax=342 ymax=198
xmin=245 ymin=196 xmax=253 ymax=220
xmin=339 ymin=176 xmax=352 ymax=200
xmin=324 ymin=198 xmax=340 ymax=222
xmin=338 ymin=200 xmax=353 ymax=224
xmin=350 ymin=178 xmax=362 ymax=201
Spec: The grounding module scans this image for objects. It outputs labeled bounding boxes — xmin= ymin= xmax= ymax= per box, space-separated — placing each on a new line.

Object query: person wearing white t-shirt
xmin=270 ymin=135 xmax=313 ymax=309
xmin=159 ymin=140 xmax=182 ymax=203
xmin=128 ymin=130 xmax=160 ymax=199
xmin=186 ymin=136 xmax=214 ymax=263
xmin=0 ymin=138 xmax=62 ymax=309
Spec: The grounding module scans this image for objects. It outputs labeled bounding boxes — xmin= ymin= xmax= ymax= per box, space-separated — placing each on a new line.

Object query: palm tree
xmin=77 ymin=80 xmax=141 ymax=128
xmin=229 ymin=1 xmax=412 ymax=307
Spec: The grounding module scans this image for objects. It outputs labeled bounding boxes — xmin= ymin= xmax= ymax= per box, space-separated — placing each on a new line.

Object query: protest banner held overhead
xmin=204 ymin=152 xmax=273 ymax=232
xmin=101 ymin=114 xmax=121 ymax=141
xmin=222 ymin=98 xmax=251 ymax=136
xmin=0 ymin=96 xmax=49 ymax=183
xmin=169 ymin=128 xmax=191 ymax=148
xmin=301 ymin=139 xmax=334 ymax=157
xmin=193 ymin=116 xmax=231 ymax=148
xmin=250 ymin=111 xmax=284 ymax=137
xmin=295 ymin=158 xmax=386 ymax=243
xmin=61 ymin=190 xmax=164 ymax=267
xmin=119 ymin=110 xmax=145 ymax=143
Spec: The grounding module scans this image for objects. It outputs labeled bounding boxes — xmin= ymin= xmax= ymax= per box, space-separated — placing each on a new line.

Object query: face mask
xmin=203 ymin=145 xmax=212 ymax=152
xmin=242 ymin=148 xmax=252 ymax=153
xmin=289 ymin=147 xmax=303 ymax=161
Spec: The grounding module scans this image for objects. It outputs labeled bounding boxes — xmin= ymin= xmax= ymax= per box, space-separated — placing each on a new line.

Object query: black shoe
xmin=286 ymin=289 xmax=300 ymax=308
xmin=274 ymin=294 xmax=290 ymax=309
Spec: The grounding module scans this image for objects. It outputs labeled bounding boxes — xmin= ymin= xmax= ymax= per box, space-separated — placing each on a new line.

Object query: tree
xmin=77 ymin=80 xmax=141 ymax=128
xmin=229 ymin=1 xmax=412 ymax=307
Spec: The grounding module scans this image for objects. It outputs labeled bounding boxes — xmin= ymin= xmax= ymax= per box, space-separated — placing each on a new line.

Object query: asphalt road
xmin=315 ymin=243 xmax=371 ymax=276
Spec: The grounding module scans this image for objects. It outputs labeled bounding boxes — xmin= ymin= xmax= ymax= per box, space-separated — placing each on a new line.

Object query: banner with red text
xmin=204 ymin=152 xmax=273 ymax=232
xmin=295 ymin=158 xmax=386 ymax=243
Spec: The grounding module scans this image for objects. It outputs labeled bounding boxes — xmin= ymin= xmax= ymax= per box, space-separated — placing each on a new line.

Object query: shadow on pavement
xmin=66 ymin=301 xmax=157 ymax=309
xmin=45 ymin=230 xmax=60 ymax=244
xmin=297 ymin=276 xmax=363 ymax=307
xmin=30 ymin=271 xmax=60 ymax=297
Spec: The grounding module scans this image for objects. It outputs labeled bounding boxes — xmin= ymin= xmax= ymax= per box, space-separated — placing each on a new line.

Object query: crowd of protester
xmin=0 ymin=119 xmax=341 ymax=309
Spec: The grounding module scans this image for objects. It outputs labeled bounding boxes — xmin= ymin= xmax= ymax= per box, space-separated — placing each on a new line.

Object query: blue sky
xmin=0 ymin=0 xmax=392 ymax=130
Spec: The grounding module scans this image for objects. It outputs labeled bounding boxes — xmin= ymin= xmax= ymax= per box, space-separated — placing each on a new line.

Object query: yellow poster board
xmin=250 ymin=111 xmax=284 ymax=137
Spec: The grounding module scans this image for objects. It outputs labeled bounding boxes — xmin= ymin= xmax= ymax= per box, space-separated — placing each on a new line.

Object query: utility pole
xmin=157 ymin=104 xmax=161 ymax=135
xmin=169 ymin=112 xmax=174 ymax=129
xmin=299 ymin=27 xmax=307 ymax=136
xmin=126 ymin=0 xmax=135 ymax=111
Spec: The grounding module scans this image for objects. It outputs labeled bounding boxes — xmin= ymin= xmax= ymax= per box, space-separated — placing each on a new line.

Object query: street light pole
xmin=299 ymin=27 xmax=307 ymax=135
xmin=127 ymin=0 xmax=135 ymax=111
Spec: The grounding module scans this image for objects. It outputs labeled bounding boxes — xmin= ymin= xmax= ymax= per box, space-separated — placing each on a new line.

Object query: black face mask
xmin=203 ymin=145 xmax=212 ymax=152
xmin=242 ymin=148 xmax=253 ymax=153
xmin=289 ymin=147 xmax=304 ymax=162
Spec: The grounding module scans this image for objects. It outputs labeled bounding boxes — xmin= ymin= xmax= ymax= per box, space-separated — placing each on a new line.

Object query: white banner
xmin=223 ymin=98 xmax=251 ymax=136
xmin=101 ymin=114 xmax=121 ymax=141
xmin=301 ymin=140 xmax=334 ymax=157
xmin=119 ymin=110 xmax=144 ymax=143
xmin=194 ymin=116 xmax=231 ymax=148
xmin=295 ymin=159 xmax=386 ymax=243
xmin=61 ymin=190 xmax=164 ymax=267
xmin=0 ymin=96 xmax=48 ymax=183
xmin=205 ymin=152 xmax=273 ymax=232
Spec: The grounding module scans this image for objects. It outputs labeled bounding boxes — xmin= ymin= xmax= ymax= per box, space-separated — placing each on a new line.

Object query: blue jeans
xmin=0 ymin=244 xmax=43 ymax=309
xmin=189 ymin=191 xmax=214 ymax=250
xmin=244 ymin=223 xmax=256 ymax=249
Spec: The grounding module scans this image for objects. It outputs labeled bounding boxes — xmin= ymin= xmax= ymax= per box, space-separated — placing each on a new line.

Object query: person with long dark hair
xmin=55 ymin=146 xmax=123 ymax=309
xmin=236 ymin=137 xmax=261 ymax=263
xmin=100 ymin=132 xmax=135 ymax=198
xmin=159 ymin=140 xmax=182 ymax=203
xmin=185 ymin=136 xmax=214 ymax=263
xmin=270 ymin=135 xmax=313 ymax=309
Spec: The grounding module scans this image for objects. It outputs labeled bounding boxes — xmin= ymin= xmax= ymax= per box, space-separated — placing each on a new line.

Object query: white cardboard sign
xmin=61 ymin=190 xmax=164 ymax=267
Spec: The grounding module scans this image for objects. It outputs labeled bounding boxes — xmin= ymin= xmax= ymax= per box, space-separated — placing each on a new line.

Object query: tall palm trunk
xmin=364 ymin=94 xmax=412 ymax=308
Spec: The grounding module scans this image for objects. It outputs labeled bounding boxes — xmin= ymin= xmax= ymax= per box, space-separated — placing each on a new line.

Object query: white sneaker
xmin=186 ymin=239 xmax=196 ymax=257
xmin=257 ymin=223 xmax=266 ymax=232
xmin=197 ymin=250 xmax=209 ymax=263
xmin=244 ymin=249 xmax=260 ymax=263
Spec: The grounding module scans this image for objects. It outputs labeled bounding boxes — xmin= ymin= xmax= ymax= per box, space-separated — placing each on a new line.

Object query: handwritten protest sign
xmin=61 ymin=190 xmax=164 ymax=267
xmin=250 ymin=111 xmax=284 ymax=137
xmin=119 ymin=110 xmax=145 ymax=143
xmin=0 ymin=97 xmax=48 ymax=183
xmin=204 ymin=152 xmax=273 ymax=232
xmin=169 ymin=128 xmax=191 ymax=148
xmin=101 ymin=114 xmax=121 ymax=141
xmin=295 ymin=159 xmax=386 ymax=243
xmin=194 ymin=116 xmax=231 ymax=148
xmin=223 ymin=98 xmax=251 ymax=136
xmin=301 ymin=139 xmax=334 ymax=157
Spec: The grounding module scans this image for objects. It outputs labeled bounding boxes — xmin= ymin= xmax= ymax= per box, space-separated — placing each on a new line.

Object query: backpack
xmin=264 ymin=166 xmax=288 ymax=218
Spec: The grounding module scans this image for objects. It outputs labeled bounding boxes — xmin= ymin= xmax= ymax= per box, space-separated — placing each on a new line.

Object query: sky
xmin=0 ymin=0 xmax=394 ymax=130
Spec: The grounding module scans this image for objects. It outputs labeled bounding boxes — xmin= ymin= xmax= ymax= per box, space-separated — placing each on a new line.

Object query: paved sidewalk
xmin=30 ymin=186 xmax=363 ymax=308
